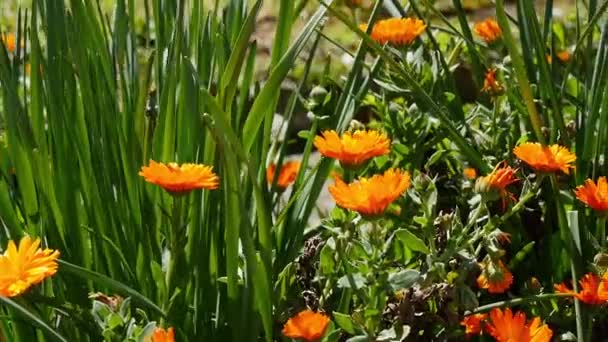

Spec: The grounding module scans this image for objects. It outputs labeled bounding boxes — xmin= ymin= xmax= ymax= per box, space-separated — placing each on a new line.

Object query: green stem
xmin=472 ymin=293 xmax=572 ymax=313
xmin=163 ymin=195 xmax=185 ymax=324
xmin=496 ymin=0 xmax=545 ymax=144
xmin=598 ymin=217 xmax=606 ymax=248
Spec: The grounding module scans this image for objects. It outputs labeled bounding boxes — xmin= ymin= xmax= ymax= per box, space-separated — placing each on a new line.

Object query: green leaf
xmin=332 ymin=312 xmax=357 ymax=335
xmin=0 ymin=296 xmax=67 ymax=342
xmin=337 ymin=273 xmax=366 ymax=290
xmin=394 ymin=229 xmax=430 ymax=254
xmin=388 ymin=270 xmax=420 ymax=292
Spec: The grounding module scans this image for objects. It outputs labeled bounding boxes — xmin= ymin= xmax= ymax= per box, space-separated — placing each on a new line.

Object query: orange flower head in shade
xmin=329 ymin=168 xmax=410 ymax=216
xmin=556 ymin=50 xmax=572 ymax=63
xmin=282 ymin=310 xmax=331 ymax=341
xmin=461 ymin=313 xmax=488 ymax=337
xmin=474 ymin=18 xmax=502 ymax=43
xmin=513 ymin=142 xmax=576 ymax=174
xmin=475 ymin=162 xmax=519 ymax=207
xmin=574 ymin=177 xmax=608 ymax=216
xmin=139 ymin=160 xmax=219 ymax=194
xmin=267 ymin=161 xmax=300 ymax=190
xmin=1 ymin=33 xmax=17 ymax=54
xmin=0 ymin=236 xmax=60 ymax=297
xmin=314 ymin=130 xmax=390 ymax=168
xmin=146 ymin=327 xmax=174 ymax=342
xmin=477 ymin=260 xmax=513 ymax=294
xmin=554 ymin=273 xmax=608 ymax=305
xmin=485 ymin=308 xmax=553 ymax=342
xmin=482 ymin=68 xmax=504 ymax=96
xmin=464 ymin=167 xmax=477 ymax=180
xmin=363 ymin=18 xmax=426 ymax=46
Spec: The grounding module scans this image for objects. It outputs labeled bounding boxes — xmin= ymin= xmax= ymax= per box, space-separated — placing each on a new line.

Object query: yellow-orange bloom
xmin=554 ymin=273 xmax=608 ymax=305
xmin=361 ymin=18 xmax=426 ymax=46
xmin=267 ymin=161 xmax=300 ymax=190
xmin=513 ymin=142 xmax=576 ymax=175
xmin=477 ymin=260 xmax=513 ymax=294
xmin=574 ymin=177 xmax=608 ymax=214
xmin=548 ymin=51 xmax=571 ymax=64
xmin=282 ymin=310 xmax=330 ymax=341
xmin=0 ymin=236 xmax=60 ymax=297
xmin=329 ymin=168 xmax=410 ymax=216
xmin=485 ymin=308 xmax=552 ymax=342
xmin=482 ymin=68 xmax=504 ymax=95
xmin=474 ymin=18 xmax=502 ymax=43
xmin=464 ymin=167 xmax=477 ymax=180
xmin=146 ymin=327 xmax=174 ymax=342
xmin=139 ymin=160 xmax=219 ymax=193
xmin=461 ymin=313 xmax=487 ymax=337
xmin=1 ymin=33 xmax=17 ymax=53
xmin=314 ymin=130 xmax=390 ymax=168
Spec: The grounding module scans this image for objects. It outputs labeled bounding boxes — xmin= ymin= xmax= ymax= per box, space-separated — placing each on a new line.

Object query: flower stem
xmin=163 ymin=195 xmax=185 ymax=323
xmin=471 ymin=293 xmax=571 ymax=313
xmin=598 ymin=217 xmax=606 ymax=248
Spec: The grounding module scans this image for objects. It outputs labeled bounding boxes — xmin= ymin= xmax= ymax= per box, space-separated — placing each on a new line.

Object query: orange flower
xmin=574 ymin=177 xmax=608 ymax=214
xmin=554 ymin=273 xmax=608 ymax=305
xmin=0 ymin=236 xmax=60 ymax=297
xmin=314 ymin=130 xmax=390 ymax=168
xmin=282 ymin=310 xmax=330 ymax=341
xmin=461 ymin=313 xmax=488 ymax=337
xmin=464 ymin=167 xmax=477 ymax=180
xmin=267 ymin=161 xmax=300 ymax=190
xmin=482 ymin=68 xmax=504 ymax=95
xmin=146 ymin=327 xmax=174 ymax=342
xmin=361 ymin=18 xmax=426 ymax=46
xmin=477 ymin=260 xmax=513 ymax=294
xmin=513 ymin=142 xmax=576 ymax=174
xmin=475 ymin=162 xmax=518 ymax=206
xmin=556 ymin=50 xmax=572 ymax=62
xmin=139 ymin=160 xmax=219 ymax=193
xmin=474 ymin=18 xmax=502 ymax=43
xmin=485 ymin=308 xmax=552 ymax=342
xmin=1 ymin=33 xmax=17 ymax=53
xmin=329 ymin=168 xmax=410 ymax=216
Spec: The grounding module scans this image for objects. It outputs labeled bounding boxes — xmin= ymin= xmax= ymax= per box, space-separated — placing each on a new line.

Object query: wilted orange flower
xmin=139 ymin=160 xmax=219 ymax=193
xmin=554 ymin=273 xmax=608 ymax=305
xmin=548 ymin=51 xmax=571 ymax=64
xmin=314 ymin=130 xmax=390 ymax=168
xmin=0 ymin=236 xmax=60 ymax=297
xmin=282 ymin=310 xmax=330 ymax=341
xmin=574 ymin=177 xmax=608 ymax=214
xmin=461 ymin=313 xmax=488 ymax=337
xmin=267 ymin=161 xmax=300 ymax=190
xmin=361 ymin=18 xmax=426 ymax=46
xmin=1 ymin=33 xmax=17 ymax=53
xmin=146 ymin=327 xmax=174 ymax=342
xmin=485 ymin=308 xmax=552 ymax=342
xmin=329 ymin=168 xmax=410 ymax=216
xmin=477 ymin=260 xmax=513 ymax=294
xmin=474 ymin=18 xmax=502 ymax=43
xmin=464 ymin=167 xmax=477 ymax=180
xmin=482 ymin=68 xmax=504 ymax=95
xmin=513 ymin=142 xmax=576 ymax=174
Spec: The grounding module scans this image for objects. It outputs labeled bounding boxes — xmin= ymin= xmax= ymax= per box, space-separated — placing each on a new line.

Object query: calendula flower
xmin=267 ymin=161 xmax=300 ymax=190
xmin=1 ymin=33 xmax=17 ymax=53
xmin=314 ymin=130 xmax=390 ymax=168
xmin=482 ymin=68 xmax=504 ymax=96
xmin=461 ymin=313 xmax=488 ymax=337
xmin=139 ymin=160 xmax=219 ymax=194
xmin=329 ymin=168 xmax=410 ymax=216
xmin=475 ymin=162 xmax=518 ymax=206
xmin=485 ymin=308 xmax=552 ymax=342
xmin=574 ymin=177 xmax=608 ymax=215
xmin=360 ymin=18 xmax=426 ymax=46
xmin=477 ymin=260 xmax=513 ymax=294
xmin=474 ymin=18 xmax=502 ymax=43
xmin=282 ymin=310 xmax=330 ymax=341
xmin=513 ymin=142 xmax=576 ymax=175
xmin=548 ymin=51 xmax=571 ymax=64
xmin=0 ymin=236 xmax=60 ymax=297
xmin=146 ymin=327 xmax=174 ymax=342
xmin=464 ymin=167 xmax=477 ymax=180
xmin=554 ymin=273 xmax=608 ymax=305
